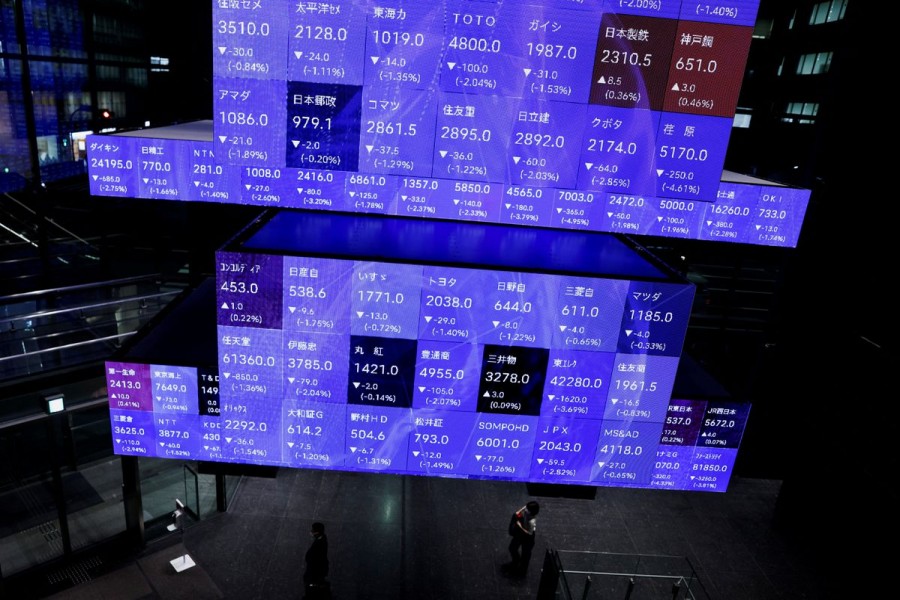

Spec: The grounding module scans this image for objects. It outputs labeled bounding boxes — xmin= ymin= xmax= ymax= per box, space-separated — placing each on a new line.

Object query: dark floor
xmin=1 ymin=186 xmax=851 ymax=600
xmin=40 ymin=468 xmax=831 ymax=600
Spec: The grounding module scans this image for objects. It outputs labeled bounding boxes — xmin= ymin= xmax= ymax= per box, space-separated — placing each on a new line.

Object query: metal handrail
xmin=2 ymin=324 xmax=120 ymax=349
xmin=553 ymin=550 xmax=711 ymax=600
xmin=0 ymin=290 xmax=182 ymax=325
xmin=2 ymin=190 xmax=98 ymax=250
xmin=0 ymin=396 xmax=109 ymax=432
xmin=0 ymin=331 xmax=135 ymax=363
xmin=0 ymin=273 xmax=169 ymax=304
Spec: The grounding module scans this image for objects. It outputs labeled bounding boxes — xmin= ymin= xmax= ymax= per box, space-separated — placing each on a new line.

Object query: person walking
xmin=303 ymin=521 xmax=330 ymax=599
xmin=503 ymin=500 xmax=540 ymax=578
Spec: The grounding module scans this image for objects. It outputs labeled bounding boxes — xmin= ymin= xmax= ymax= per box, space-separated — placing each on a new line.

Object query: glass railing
xmin=0 ymin=275 xmax=187 ymax=383
xmin=0 ymin=392 xmax=237 ymax=579
xmin=0 ymin=190 xmax=107 ymax=292
xmin=545 ymin=549 xmax=712 ymax=600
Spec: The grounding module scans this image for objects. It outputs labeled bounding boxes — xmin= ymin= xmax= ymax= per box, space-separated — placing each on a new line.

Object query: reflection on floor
xmin=0 ymin=456 xmax=219 ymax=580
xmin=33 ymin=466 xmax=828 ymax=600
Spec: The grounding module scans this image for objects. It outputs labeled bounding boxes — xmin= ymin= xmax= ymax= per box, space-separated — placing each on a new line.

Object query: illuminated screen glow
xmin=105 ymin=211 xmax=751 ymax=492
xmin=86 ymin=0 xmax=809 ymax=248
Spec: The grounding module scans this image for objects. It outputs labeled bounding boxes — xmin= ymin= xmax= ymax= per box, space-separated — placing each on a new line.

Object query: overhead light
xmin=44 ymin=394 xmax=65 ymax=414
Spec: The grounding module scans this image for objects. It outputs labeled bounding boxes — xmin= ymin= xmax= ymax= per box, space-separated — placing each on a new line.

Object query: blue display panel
xmin=86 ymin=0 xmax=811 ymax=248
xmin=0 ymin=2 xmax=16 ymax=49
xmin=0 ymin=60 xmax=33 ymax=192
xmin=106 ymin=361 xmax=750 ymax=492
xmin=208 ymin=0 xmax=757 ymax=186
xmin=107 ymin=221 xmax=752 ymax=491
xmin=23 ymin=0 xmax=86 ymax=58
xmin=108 ymin=241 xmax=743 ymax=493
xmin=85 ymin=130 xmax=809 ymax=248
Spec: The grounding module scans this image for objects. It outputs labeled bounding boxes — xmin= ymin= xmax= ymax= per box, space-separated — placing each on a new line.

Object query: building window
xmin=97 ymin=90 xmax=127 ymax=119
xmin=150 ymin=56 xmax=170 ymax=73
xmin=752 ymin=18 xmax=773 ymax=39
xmin=796 ymin=51 xmax=833 ymax=75
xmin=733 ymin=112 xmax=752 ymax=129
xmin=127 ymin=67 xmax=147 ymax=86
xmin=782 ymin=102 xmax=819 ymax=124
xmin=809 ymin=0 xmax=848 ymax=25
xmin=97 ymin=64 xmax=121 ymax=81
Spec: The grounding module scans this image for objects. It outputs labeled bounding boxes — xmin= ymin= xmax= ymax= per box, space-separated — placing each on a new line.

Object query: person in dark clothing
xmin=304 ymin=521 xmax=330 ymax=599
xmin=504 ymin=500 xmax=540 ymax=578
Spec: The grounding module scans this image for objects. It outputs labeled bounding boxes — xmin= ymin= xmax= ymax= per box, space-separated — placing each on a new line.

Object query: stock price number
xmin=615 ymin=380 xmax=657 ymax=392
xmin=419 ymin=367 xmax=464 ymax=380
xmin=484 ymin=371 xmax=530 ymax=385
xmin=549 ymin=375 xmax=603 ymax=388
xmin=586 ymin=139 xmax=637 ymax=155
xmin=560 ymin=304 xmax=600 ymax=318
xmin=220 ymin=112 xmax=269 ymax=127
xmin=494 ymin=300 xmax=532 ymax=313
xmin=292 ymin=115 xmax=331 ymax=130
xmin=425 ymin=295 xmax=473 ymax=309
xmin=349 ymin=429 xmax=386 ymax=441
xmin=220 ymin=280 xmax=259 ymax=294
xmin=692 ymin=463 xmax=727 ymax=472
xmin=366 ymin=121 xmax=418 ymax=136
xmin=440 ymin=126 xmax=492 ymax=142
xmin=449 ymin=35 xmax=501 ymax=53
xmin=674 ymin=57 xmax=717 ymax=74
xmin=294 ymin=25 xmax=347 ymax=41
xmin=109 ymin=379 xmax=141 ymax=390
xmin=156 ymin=382 xmax=186 ymax=393
xmin=599 ymin=49 xmax=651 ymax=67
xmin=758 ymin=208 xmax=787 ymax=220
xmin=371 ymin=29 xmax=425 ymax=47
xmin=224 ymin=419 xmax=268 ymax=432
xmin=357 ymin=290 xmax=405 ymax=304
xmin=286 ymin=358 xmax=333 ymax=371
xmin=114 ymin=426 xmax=145 ymax=436
xmin=599 ymin=444 xmax=643 ymax=456
xmin=527 ymin=43 xmax=577 ymax=60
xmin=514 ymin=133 xmax=565 ymax=148
xmin=628 ymin=309 xmax=674 ymax=323
xmin=659 ymin=146 xmax=708 ymax=161
xmin=217 ymin=20 xmax=270 ymax=36
xmin=288 ymin=286 xmax=326 ymax=298
xmin=475 ymin=437 xmax=519 ymax=449
xmin=222 ymin=353 xmax=276 ymax=367
xmin=413 ymin=433 xmax=450 ymax=445
xmin=538 ymin=440 xmax=582 ymax=452
xmin=90 ymin=158 xmax=133 ymax=170
xmin=353 ymin=362 xmax=400 ymax=376
xmin=287 ymin=424 xmax=323 ymax=436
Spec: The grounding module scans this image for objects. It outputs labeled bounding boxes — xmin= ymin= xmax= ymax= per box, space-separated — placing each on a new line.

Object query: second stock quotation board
xmin=106 ymin=212 xmax=749 ymax=491
xmin=86 ymin=0 xmax=809 ymax=247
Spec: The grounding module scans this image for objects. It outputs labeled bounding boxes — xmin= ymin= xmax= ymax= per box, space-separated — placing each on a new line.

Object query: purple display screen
xmin=88 ymin=0 xmax=814 ymax=249
xmin=211 ymin=0 xmax=760 ymax=196
xmin=106 ymin=244 xmax=751 ymax=491
xmin=106 ymin=358 xmax=750 ymax=492
xmin=126 ymin=244 xmax=681 ymax=488
xmin=212 ymin=247 xmax=701 ymax=482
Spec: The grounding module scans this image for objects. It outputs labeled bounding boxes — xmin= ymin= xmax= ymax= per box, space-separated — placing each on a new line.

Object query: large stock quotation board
xmin=106 ymin=211 xmax=749 ymax=491
xmin=86 ymin=0 xmax=810 ymax=247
